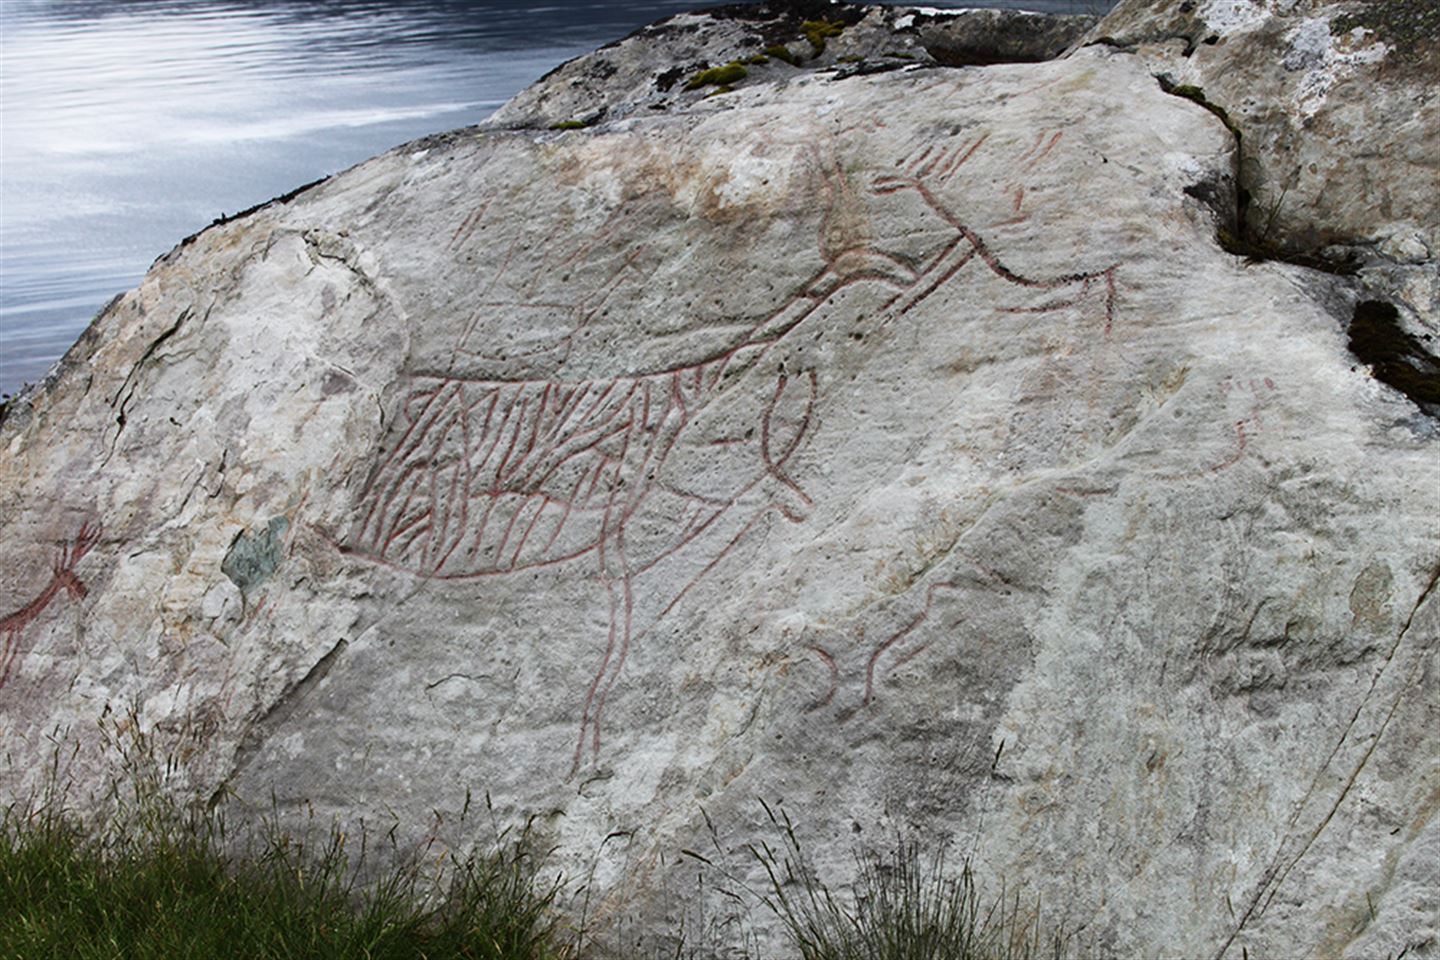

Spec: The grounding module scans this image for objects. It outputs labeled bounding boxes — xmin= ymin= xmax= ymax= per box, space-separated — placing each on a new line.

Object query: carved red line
xmin=376 ymin=463 xmax=429 ymax=554
xmin=590 ymin=541 xmax=635 ymax=760
xmin=760 ymin=372 xmax=817 ymax=505
xmin=805 ymin=645 xmax=839 ymax=710
xmin=580 ymin=456 xmax=611 ymax=508
xmin=1103 ymin=268 xmax=1118 ymax=335
xmin=448 ymin=198 xmax=494 ymax=250
xmin=1017 ymin=131 xmax=1045 ymax=164
xmin=534 ymin=220 xmax=621 ymax=297
xmin=497 ymin=495 xmax=545 ymax=569
xmin=578 ymin=247 xmax=647 ymax=324
xmin=644 ymin=504 xmax=776 ymax=626
xmin=573 ymin=575 xmax=621 ymax=776
xmin=1055 ymin=485 xmax=1117 ymax=498
xmin=422 ymin=407 xmax=467 ymax=570
xmin=505 ymin=383 xmax=552 ymax=483
xmin=1012 ymin=187 xmax=1025 ymax=213
xmin=907 ymin=145 xmax=934 ymax=176
xmin=917 ymin=146 xmax=948 ymax=180
xmin=891 ymin=638 xmax=934 ymax=669
xmin=358 ymin=384 xmax=443 ymax=515
xmin=898 ymin=243 xmax=978 ymax=316
xmin=506 ymin=388 xmax=546 ymax=481
xmin=420 ymin=453 xmax=445 ymax=571
xmin=604 ymin=409 xmax=637 ymax=503
xmin=384 ymin=507 xmax=432 ymax=559
xmin=1209 ymin=420 xmax=1249 ymax=473
xmin=542 ymin=471 xmax=589 ymax=555
xmin=539 ymin=384 xmax=588 ymax=448
xmin=510 ymin=494 xmax=559 ymax=568
xmin=433 ymin=392 xmax=477 ymax=574
xmin=468 ymin=387 xmax=515 ymax=491
xmin=462 ymin=491 xmax=502 ymax=564
xmin=939 ymin=134 xmax=988 ymax=184
xmin=995 ymin=280 xmax=1094 ymax=315
xmin=1026 ymin=130 xmax=1063 ymax=171
xmin=456 ymin=238 xmax=521 ymax=352
xmin=526 ymin=414 xmax=628 ymax=500
xmin=493 ymin=395 xmax=531 ymax=483
xmin=864 ymin=580 xmax=963 ymax=705
xmin=485 ymin=495 xmax=522 ymax=564
xmin=617 ymin=387 xmax=672 ymax=522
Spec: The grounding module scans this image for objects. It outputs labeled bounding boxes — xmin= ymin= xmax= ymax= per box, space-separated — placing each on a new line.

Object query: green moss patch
xmin=1157 ymin=78 xmax=1243 ymax=147
xmin=685 ymin=61 xmax=748 ymax=91
xmin=548 ymin=119 xmax=590 ymax=130
xmin=800 ymin=18 xmax=845 ymax=55
xmin=765 ymin=43 xmax=800 ymax=66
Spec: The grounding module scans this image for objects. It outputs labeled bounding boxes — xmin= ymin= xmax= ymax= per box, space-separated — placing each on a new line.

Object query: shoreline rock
xmin=2 ymin=4 xmax=1436 ymax=957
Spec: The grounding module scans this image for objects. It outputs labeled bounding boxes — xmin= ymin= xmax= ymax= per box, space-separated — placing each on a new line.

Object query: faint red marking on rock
xmin=0 ymin=522 xmax=101 ymax=690
xmin=340 ymin=137 xmax=1124 ymax=773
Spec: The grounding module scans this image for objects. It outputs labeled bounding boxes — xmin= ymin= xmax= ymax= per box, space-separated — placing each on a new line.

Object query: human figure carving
xmin=1 ymin=522 xmax=101 ymax=691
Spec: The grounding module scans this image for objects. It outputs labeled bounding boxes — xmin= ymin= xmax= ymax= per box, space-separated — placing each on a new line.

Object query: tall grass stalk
xmin=751 ymin=802 xmax=1063 ymax=960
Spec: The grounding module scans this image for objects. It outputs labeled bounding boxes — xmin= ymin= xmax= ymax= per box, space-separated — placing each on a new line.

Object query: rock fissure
xmin=1223 ymin=560 xmax=1440 ymax=954
xmin=1346 ymin=300 xmax=1440 ymax=416
xmin=103 ymin=306 xmax=192 ymax=465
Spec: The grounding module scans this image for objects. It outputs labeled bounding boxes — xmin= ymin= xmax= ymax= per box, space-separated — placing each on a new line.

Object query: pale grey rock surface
xmin=1084 ymin=0 xmax=1440 ymax=360
xmin=2 ymin=4 xmax=1438 ymax=958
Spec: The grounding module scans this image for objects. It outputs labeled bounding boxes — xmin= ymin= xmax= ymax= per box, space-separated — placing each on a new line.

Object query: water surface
xmin=0 ymin=0 xmax=1111 ymax=396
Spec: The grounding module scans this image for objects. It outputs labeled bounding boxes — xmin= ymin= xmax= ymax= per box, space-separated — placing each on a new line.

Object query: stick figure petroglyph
xmin=1 ymin=522 xmax=101 ymax=691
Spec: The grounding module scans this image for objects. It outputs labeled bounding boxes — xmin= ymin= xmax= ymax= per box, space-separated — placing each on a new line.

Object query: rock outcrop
xmin=2 ymin=2 xmax=1436 ymax=957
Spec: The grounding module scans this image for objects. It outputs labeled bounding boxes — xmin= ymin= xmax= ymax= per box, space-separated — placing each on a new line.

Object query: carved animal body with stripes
xmin=342 ymin=154 xmax=1119 ymax=773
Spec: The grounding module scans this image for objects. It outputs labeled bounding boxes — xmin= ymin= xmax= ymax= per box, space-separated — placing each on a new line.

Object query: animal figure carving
xmin=1 ymin=522 xmax=101 ymax=691
xmin=343 ymin=139 xmax=1121 ymax=772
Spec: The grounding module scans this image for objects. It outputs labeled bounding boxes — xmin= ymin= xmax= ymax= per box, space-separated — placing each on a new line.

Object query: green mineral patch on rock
xmin=222 ymin=516 xmax=289 ymax=595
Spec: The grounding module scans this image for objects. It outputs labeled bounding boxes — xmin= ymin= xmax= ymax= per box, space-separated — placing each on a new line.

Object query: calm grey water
xmin=0 ymin=0 xmax=1111 ymax=396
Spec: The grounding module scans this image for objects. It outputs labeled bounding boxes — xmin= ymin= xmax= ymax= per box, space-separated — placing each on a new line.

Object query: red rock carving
xmin=0 ymin=523 xmax=101 ymax=690
xmin=343 ymin=139 xmax=1123 ymax=772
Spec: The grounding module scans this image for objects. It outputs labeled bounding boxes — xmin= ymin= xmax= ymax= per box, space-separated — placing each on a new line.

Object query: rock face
xmin=2 ymin=3 xmax=1437 ymax=958
xmin=1085 ymin=0 xmax=1440 ymax=419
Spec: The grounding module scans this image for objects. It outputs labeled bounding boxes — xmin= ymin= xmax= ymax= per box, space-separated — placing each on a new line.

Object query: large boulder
xmin=2 ymin=4 xmax=1436 ymax=957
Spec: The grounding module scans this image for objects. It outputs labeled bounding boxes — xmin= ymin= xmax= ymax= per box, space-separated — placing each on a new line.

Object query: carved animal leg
xmin=760 ymin=371 xmax=817 ymax=522
xmin=571 ymin=532 xmax=634 ymax=776
xmin=572 ymin=576 xmax=620 ymax=777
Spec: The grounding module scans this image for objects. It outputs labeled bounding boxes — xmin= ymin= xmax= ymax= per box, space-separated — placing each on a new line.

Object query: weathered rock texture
xmin=2 ymin=3 xmax=1437 ymax=958
xmin=1084 ymin=0 xmax=1440 ymax=412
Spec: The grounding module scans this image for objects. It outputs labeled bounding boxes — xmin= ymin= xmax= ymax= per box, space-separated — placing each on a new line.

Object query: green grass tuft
xmin=751 ymin=801 xmax=1065 ymax=960
xmin=1 ymin=778 xmax=568 ymax=959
